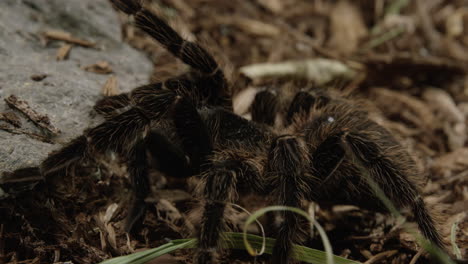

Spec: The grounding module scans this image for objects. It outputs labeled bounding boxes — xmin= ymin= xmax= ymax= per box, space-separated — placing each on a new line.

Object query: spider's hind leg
xmin=340 ymin=130 xmax=445 ymax=250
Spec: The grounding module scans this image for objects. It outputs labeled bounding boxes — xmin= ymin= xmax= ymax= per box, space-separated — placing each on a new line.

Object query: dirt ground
xmin=1 ymin=0 xmax=467 ymax=263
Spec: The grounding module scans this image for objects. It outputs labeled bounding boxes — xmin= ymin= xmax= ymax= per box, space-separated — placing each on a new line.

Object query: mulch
xmin=1 ymin=0 xmax=467 ymax=263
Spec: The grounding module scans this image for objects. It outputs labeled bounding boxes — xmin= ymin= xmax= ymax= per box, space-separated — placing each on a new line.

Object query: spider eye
xmin=327 ymin=116 xmax=335 ymax=123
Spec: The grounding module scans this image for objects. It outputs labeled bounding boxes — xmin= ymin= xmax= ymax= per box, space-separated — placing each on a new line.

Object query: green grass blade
xmin=99 ymin=232 xmax=359 ymax=264
xmin=451 ymin=221 xmax=462 ymax=259
xmin=99 ymin=239 xmax=195 ymax=264
xmin=242 ymin=205 xmax=335 ymax=264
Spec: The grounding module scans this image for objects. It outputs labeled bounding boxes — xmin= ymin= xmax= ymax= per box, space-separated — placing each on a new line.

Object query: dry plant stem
xmin=4 ymin=95 xmax=60 ymax=135
xmin=43 ymin=30 xmax=96 ymax=47
xmin=363 ymin=250 xmax=398 ymax=264
xmin=409 ymin=248 xmax=424 ymax=264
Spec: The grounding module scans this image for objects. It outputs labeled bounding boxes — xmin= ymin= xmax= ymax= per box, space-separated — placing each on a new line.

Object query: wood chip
xmin=43 ymin=30 xmax=95 ymax=48
xmin=4 ymin=95 xmax=60 ymax=135
xmin=56 ymin=44 xmax=72 ymax=61
xmin=0 ymin=124 xmax=53 ymax=143
xmin=30 ymin=74 xmax=48 ymax=82
xmin=82 ymin=61 xmax=113 ymax=74
xmin=101 ymin=76 xmax=120 ymax=96
xmin=0 ymin=112 xmax=21 ymax=128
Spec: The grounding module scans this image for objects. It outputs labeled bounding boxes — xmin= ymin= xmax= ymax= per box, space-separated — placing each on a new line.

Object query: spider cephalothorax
xmin=13 ymin=0 xmax=448 ymax=263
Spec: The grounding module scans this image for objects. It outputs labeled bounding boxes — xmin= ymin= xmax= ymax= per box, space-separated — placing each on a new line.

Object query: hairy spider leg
xmin=341 ymin=132 xmax=445 ymax=250
xmin=110 ymin=0 xmax=231 ymax=109
xmin=172 ymin=97 xmax=212 ymax=171
xmin=41 ymin=135 xmax=88 ymax=177
xmin=126 ymin=138 xmax=150 ymax=232
xmin=196 ymin=158 xmax=264 ymax=264
xmin=126 ymin=131 xmax=193 ymax=232
xmin=286 ymin=91 xmax=316 ymax=125
xmin=196 ymin=160 xmax=238 ymax=264
xmin=94 ymin=93 xmax=132 ymax=119
xmin=265 ymin=136 xmax=311 ymax=264
xmin=251 ymin=90 xmax=279 ymax=126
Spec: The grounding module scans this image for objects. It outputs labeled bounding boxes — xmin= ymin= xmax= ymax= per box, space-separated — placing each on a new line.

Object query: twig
xmin=363 ymin=250 xmax=398 ymax=264
xmin=0 ymin=124 xmax=53 ymax=144
xmin=4 ymin=95 xmax=60 ymax=135
xmin=43 ymin=30 xmax=95 ymax=48
xmin=363 ymin=26 xmax=406 ymax=51
xmin=0 ymin=112 xmax=21 ymax=128
xmin=409 ymin=248 xmax=424 ymax=264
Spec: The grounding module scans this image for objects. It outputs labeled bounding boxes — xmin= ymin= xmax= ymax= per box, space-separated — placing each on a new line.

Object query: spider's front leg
xmin=93 ymin=93 xmax=131 ymax=119
xmin=251 ymin=90 xmax=279 ymax=126
xmin=195 ymin=154 xmax=264 ymax=264
xmin=126 ymin=92 xmax=216 ymax=232
xmin=266 ymin=135 xmax=312 ymax=264
xmin=125 ymin=130 xmax=193 ymax=232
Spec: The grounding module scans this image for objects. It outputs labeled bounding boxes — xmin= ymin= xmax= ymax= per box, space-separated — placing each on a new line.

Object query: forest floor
xmin=1 ymin=0 xmax=467 ymax=263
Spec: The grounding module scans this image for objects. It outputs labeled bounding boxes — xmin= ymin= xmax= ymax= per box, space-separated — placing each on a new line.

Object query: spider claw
xmin=125 ymin=198 xmax=147 ymax=234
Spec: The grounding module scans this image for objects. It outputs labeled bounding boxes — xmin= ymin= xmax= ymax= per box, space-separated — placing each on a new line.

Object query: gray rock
xmin=0 ymin=0 xmax=152 ymax=174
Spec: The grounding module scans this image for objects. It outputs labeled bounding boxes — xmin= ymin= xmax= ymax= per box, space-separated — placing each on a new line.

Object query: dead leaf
xmin=431 ymin=148 xmax=468 ymax=178
xmin=423 ymin=87 xmax=466 ymax=150
xmin=328 ymin=0 xmax=368 ymax=55
xmin=445 ymin=7 xmax=468 ymax=38
xmin=371 ymin=88 xmax=435 ymax=130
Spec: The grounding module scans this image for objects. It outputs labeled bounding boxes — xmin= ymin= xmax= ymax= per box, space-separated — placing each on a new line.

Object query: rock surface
xmin=0 ymin=0 xmax=152 ymax=174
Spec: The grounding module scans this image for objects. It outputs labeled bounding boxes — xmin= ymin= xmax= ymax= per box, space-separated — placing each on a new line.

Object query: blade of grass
xmin=243 ymin=205 xmax=335 ymax=264
xmin=451 ymin=221 xmax=462 ymax=259
xmin=99 ymin=232 xmax=360 ymax=264
xmin=99 ymin=239 xmax=195 ymax=264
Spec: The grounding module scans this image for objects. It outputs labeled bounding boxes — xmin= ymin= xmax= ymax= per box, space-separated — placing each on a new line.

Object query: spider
xmin=18 ymin=0 xmax=448 ymax=263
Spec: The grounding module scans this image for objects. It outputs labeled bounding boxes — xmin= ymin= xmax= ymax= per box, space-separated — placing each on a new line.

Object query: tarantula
xmin=15 ymin=0 xmax=449 ymax=263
